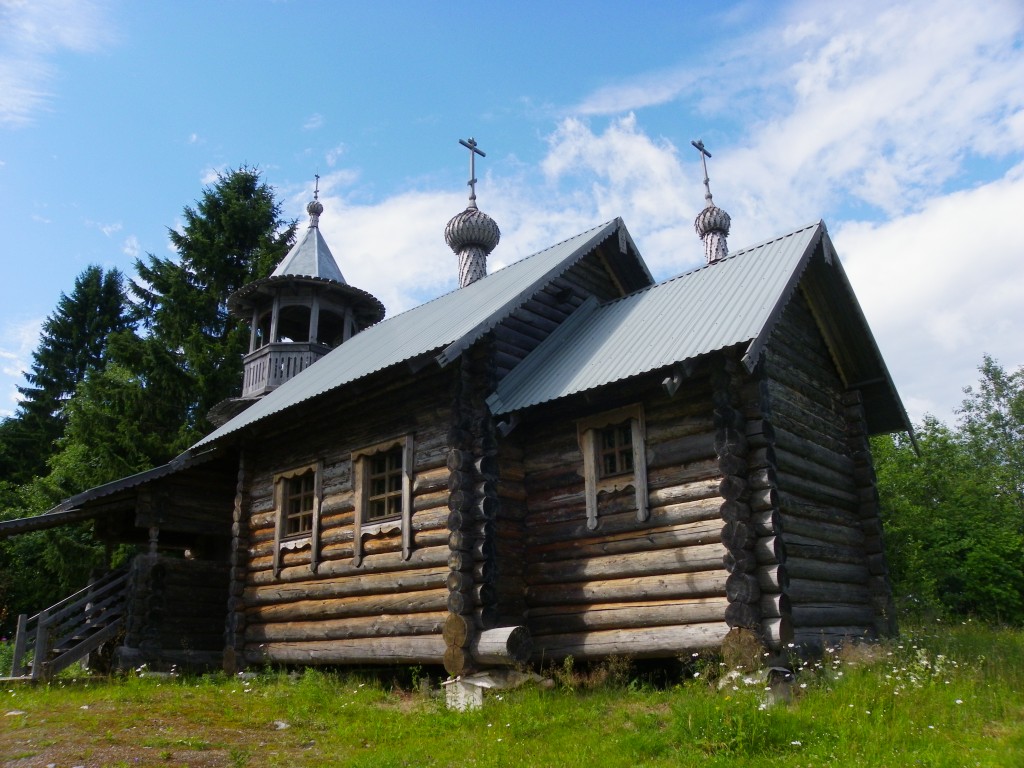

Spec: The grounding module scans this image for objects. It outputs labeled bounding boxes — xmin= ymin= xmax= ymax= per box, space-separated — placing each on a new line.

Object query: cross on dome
xmin=459 ymin=137 xmax=486 ymax=210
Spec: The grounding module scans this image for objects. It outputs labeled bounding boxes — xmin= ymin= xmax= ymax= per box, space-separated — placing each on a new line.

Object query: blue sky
xmin=2 ymin=0 xmax=1023 ymax=427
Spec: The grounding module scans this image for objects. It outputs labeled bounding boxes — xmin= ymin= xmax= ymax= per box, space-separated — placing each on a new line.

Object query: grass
xmin=1 ymin=622 xmax=1022 ymax=767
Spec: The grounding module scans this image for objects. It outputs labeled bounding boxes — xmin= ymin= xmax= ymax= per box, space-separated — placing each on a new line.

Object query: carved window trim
xmin=577 ymin=404 xmax=648 ymax=530
xmin=352 ymin=434 xmax=413 ymax=566
xmin=272 ymin=460 xmax=323 ymax=577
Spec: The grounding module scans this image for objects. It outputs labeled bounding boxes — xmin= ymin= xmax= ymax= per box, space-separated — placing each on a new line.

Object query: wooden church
xmin=2 ymin=140 xmax=910 ymax=680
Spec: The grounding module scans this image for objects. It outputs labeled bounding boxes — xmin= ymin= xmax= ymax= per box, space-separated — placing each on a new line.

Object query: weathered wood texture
xmin=759 ymin=290 xmax=892 ymax=642
xmin=510 ymin=370 xmax=732 ymax=660
xmin=240 ymin=367 xmax=455 ymax=666
xmin=123 ymin=554 xmax=229 ymax=665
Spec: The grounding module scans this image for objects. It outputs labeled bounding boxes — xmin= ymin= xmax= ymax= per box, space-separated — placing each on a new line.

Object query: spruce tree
xmin=125 ymin=166 xmax=296 ymax=453
xmin=5 ymin=266 xmax=132 ymax=482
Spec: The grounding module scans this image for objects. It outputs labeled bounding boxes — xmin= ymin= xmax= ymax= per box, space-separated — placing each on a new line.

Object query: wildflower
xmin=791 ymin=741 xmax=802 ymax=746
xmin=955 ymin=699 xmax=963 ymax=705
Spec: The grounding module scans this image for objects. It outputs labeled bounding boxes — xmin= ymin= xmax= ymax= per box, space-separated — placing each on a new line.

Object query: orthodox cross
xmin=313 ymin=172 xmax=320 ymax=200
xmin=691 ymin=139 xmax=716 ymax=207
xmin=459 ymin=137 xmax=486 ymax=208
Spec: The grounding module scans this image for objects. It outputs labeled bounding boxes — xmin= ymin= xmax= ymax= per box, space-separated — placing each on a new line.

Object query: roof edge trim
xmin=435 ymin=219 xmax=622 ymax=368
xmin=740 ymin=221 xmax=825 ymax=372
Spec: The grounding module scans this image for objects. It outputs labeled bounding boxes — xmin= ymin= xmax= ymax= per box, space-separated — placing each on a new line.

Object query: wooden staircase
xmin=8 ymin=568 xmax=129 ymax=682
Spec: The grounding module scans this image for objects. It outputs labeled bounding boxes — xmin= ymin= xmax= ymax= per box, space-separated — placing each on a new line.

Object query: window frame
xmin=272 ymin=460 xmax=323 ymax=577
xmin=577 ymin=404 xmax=648 ymax=530
xmin=352 ymin=435 xmax=414 ymax=566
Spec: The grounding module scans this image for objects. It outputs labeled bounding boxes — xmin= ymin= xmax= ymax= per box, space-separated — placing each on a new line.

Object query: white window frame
xmin=352 ymin=434 xmax=414 ymax=566
xmin=577 ymin=404 xmax=648 ymax=530
xmin=272 ymin=460 xmax=323 ymax=577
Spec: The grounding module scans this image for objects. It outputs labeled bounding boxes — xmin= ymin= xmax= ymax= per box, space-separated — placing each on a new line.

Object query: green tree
xmin=874 ymin=357 xmax=1024 ymax=623
xmin=0 ymin=266 xmax=131 ymax=483
xmin=126 ymin=166 xmax=295 ymax=452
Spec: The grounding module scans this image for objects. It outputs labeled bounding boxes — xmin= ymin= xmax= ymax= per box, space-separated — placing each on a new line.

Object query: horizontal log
xmin=779 ymin=515 xmax=866 ymax=549
xmin=249 ymin=545 xmax=449 ymax=587
xmin=776 ymin=470 xmax=858 ymax=509
xmin=792 ymin=627 xmax=877 ymax=649
xmin=245 ymin=587 xmax=448 ymax=622
xmin=726 ymin=572 xmax=760 ymax=603
xmin=790 ymin=603 xmax=876 ymax=629
xmin=531 ymin=520 xmax=723 ymax=563
xmin=472 ymin=626 xmax=532 ymax=665
xmin=526 ymin=496 xmax=723 ymax=547
xmin=526 ymin=597 xmax=729 ymax=635
xmin=785 ymin=556 xmax=869 ymax=584
xmin=245 ymin=566 xmax=448 ymax=606
xmin=755 ymin=535 xmax=786 ymax=565
xmin=246 ymin=612 xmax=447 ymax=643
xmin=757 ymin=563 xmax=789 ymax=592
xmin=787 ymin=578 xmax=871 ymax=604
xmin=725 ymin=601 xmax=761 ymax=629
xmin=762 ymin=615 xmax=794 ymax=647
xmin=526 ymin=569 xmax=727 ymax=607
xmin=786 ymin=542 xmax=865 ymax=565
xmin=246 ymin=635 xmax=446 ymax=665
xmin=526 ymin=542 xmax=727 ymax=586
xmin=532 ymin=622 xmax=730 ymax=660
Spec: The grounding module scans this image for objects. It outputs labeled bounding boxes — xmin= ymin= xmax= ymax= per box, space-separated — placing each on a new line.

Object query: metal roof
xmin=271 ymin=223 xmax=346 ymax=283
xmin=0 ymin=448 xmax=225 ymax=538
xmin=194 ymin=218 xmax=638 ymax=449
xmin=487 ymin=221 xmax=911 ymax=435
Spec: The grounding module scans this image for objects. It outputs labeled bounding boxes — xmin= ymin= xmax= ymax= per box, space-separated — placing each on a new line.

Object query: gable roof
xmin=195 ymin=218 xmax=652 ymax=449
xmin=487 ymin=221 xmax=911 ymax=435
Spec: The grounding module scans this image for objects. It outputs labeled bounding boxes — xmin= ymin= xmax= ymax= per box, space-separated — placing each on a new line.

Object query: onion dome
xmin=694 ymin=204 xmax=731 ymax=264
xmin=691 ymin=139 xmax=731 ymax=264
xmin=445 ymin=206 xmax=501 ymax=287
xmin=447 ymin=137 xmax=500 ymax=287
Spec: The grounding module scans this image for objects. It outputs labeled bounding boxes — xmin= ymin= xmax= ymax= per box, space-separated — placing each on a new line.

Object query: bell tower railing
xmin=242 ymin=341 xmax=332 ymax=398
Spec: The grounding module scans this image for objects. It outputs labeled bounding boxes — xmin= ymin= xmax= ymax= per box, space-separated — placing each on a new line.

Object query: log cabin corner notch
xmin=3 ymin=212 xmax=912 ymax=675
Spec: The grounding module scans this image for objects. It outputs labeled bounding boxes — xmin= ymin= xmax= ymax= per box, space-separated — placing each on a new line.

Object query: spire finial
xmin=691 ymin=139 xmax=715 ymax=208
xmin=306 ymin=173 xmax=324 ymax=228
xmin=459 ymin=137 xmax=486 ymax=210
xmin=691 ymin=138 xmax=731 ymax=264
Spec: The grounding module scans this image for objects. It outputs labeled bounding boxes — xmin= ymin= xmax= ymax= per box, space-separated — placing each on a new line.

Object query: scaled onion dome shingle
xmin=694 ymin=204 xmax=731 ymax=240
xmin=444 ymin=206 xmax=501 ymax=254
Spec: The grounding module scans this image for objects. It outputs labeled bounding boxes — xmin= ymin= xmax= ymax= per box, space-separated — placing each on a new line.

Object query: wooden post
xmin=10 ymin=614 xmax=28 ymax=677
xmin=32 ymin=608 xmax=50 ymax=682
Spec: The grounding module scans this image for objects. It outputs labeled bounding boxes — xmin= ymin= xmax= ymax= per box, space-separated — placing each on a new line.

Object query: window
xmin=367 ymin=446 xmax=404 ymax=521
xmin=599 ymin=423 xmax=634 ymax=478
xmin=352 ymin=435 xmax=414 ymax=566
xmin=284 ymin=471 xmax=316 ymax=535
xmin=577 ymin=404 xmax=648 ymax=530
xmin=272 ymin=461 xmax=323 ymax=577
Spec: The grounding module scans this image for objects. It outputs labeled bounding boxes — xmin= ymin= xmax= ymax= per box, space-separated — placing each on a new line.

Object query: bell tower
xmin=209 ymin=180 xmax=384 ymax=425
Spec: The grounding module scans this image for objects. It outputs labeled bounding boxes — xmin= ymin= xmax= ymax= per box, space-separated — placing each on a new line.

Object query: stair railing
xmin=9 ymin=567 xmax=129 ymax=681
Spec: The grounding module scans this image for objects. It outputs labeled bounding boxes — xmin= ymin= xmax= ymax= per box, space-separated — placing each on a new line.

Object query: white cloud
xmin=122 ymin=235 xmax=140 ymax=258
xmin=837 ymin=164 xmax=1024 ymax=423
xmin=90 ymin=220 xmax=122 ymax=237
xmin=0 ymin=317 xmax=42 ymax=416
xmin=325 ymin=143 xmax=346 ymax=168
xmin=304 ymin=113 xmax=324 ymax=131
xmin=188 ymin=132 xmax=201 ymax=144
xmin=0 ymin=0 xmax=115 ymax=126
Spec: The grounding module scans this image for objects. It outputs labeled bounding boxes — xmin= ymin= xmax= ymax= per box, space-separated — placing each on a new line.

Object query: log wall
xmin=121 ymin=553 xmax=229 ymax=669
xmin=759 ymin=290 xmax=892 ymax=648
xmin=238 ymin=367 xmax=455 ymax=666
xmin=514 ymin=371 xmax=730 ymax=660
